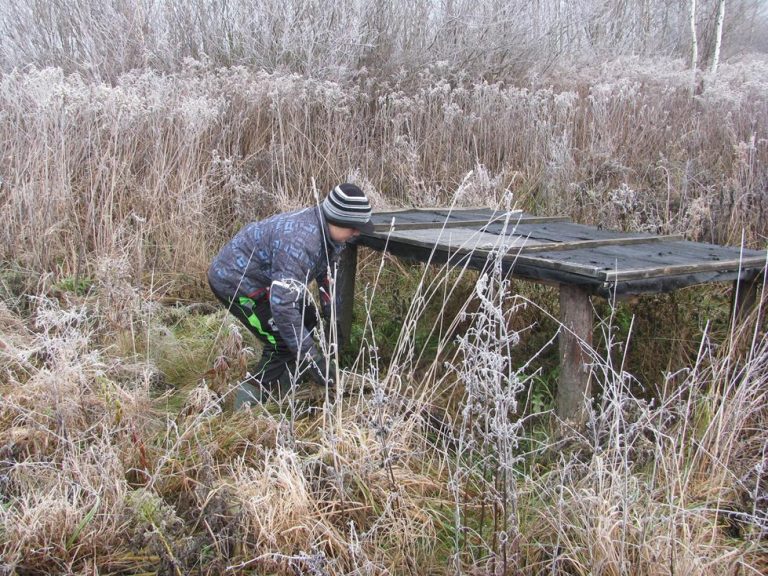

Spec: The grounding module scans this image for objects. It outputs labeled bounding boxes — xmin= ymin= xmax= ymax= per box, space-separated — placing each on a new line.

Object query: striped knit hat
xmin=321 ymin=183 xmax=374 ymax=234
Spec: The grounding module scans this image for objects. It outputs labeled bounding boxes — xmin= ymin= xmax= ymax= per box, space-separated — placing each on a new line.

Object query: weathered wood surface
xmin=558 ymin=285 xmax=593 ymax=421
xmin=487 ymin=221 xmax=655 ymax=244
xmin=518 ymin=235 xmax=684 ymax=253
xmin=382 ymin=227 xmax=555 ymax=252
xmin=360 ymin=208 xmax=766 ymax=295
xmin=336 ymin=244 xmax=358 ymax=349
xmin=353 ymin=207 xmax=766 ymax=419
xmin=731 ymin=272 xmax=765 ymax=333
xmin=371 ymin=209 xmax=567 ymax=231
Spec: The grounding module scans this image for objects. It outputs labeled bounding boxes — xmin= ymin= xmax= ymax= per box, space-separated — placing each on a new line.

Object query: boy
xmin=208 ymin=184 xmax=374 ymax=407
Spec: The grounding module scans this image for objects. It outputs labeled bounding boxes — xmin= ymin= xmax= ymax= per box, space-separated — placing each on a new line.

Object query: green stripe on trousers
xmin=237 ymin=296 xmax=277 ymax=346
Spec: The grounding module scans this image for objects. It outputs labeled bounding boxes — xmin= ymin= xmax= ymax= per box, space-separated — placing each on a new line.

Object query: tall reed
xmin=1 ymin=235 xmax=765 ymax=573
xmin=1 ymin=58 xmax=766 ymax=291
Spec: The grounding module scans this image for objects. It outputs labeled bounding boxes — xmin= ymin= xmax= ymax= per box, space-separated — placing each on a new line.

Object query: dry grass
xmin=1 ymin=1 xmax=765 ymax=81
xmin=1 ymin=2 xmax=767 ymax=573
xmin=1 ymin=57 xmax=767 ymax=293
xmin=4 ymin=236 xmax=766 ymax=574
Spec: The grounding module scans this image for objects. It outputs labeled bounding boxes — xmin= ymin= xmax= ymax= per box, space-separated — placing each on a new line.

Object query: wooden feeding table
xmin=337 ymin=208 xmax=766 ymax=420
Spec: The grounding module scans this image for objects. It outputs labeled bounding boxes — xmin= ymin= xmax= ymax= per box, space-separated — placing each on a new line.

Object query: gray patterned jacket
xmin=208 ymin=206 xmax=344 ymax=357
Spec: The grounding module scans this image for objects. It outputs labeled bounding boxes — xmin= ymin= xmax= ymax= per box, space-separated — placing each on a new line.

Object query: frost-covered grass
xmin=1 ymin=3 xmax=767 ymax=571
xmin=1 ymin=239 xmax=766 ymax=574
xmin=1 ymin=0 xmax=766 ymax=82
xmin=1 ymin=56 xmax=767 ymax=291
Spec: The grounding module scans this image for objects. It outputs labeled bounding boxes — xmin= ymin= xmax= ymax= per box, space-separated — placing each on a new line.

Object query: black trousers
xmin=210 ymin=284 xmax=318 ymax=404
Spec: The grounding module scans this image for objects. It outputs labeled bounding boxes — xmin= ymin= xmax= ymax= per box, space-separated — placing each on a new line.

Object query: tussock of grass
xmin=2 ymin=58 xmax=767 ymax=288
xmin=2 ymin=238 xmax=766 ymax=574
xmin=0 ymin=4 xmax=766 ymax=571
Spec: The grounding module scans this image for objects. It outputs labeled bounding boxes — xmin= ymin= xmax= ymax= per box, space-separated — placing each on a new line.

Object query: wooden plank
xmin=370 ymin=213 xmax=569 ymax=231
xmin=492 ymin=216 xmax=572 ymax=225
xmin=370 ymin=208 xmax=567 ymax=221
xmin=383 ymin=227 xmax=554 ymax=251
xmin=584 ymin=242 xmax=745 ymax=268
xmin=494 ymin=222 xmax=639 ymax=244
xmin=526 ymin=244 xmax=695 ymax=273
xmin=519 ymin=234 xmax=683 ymax=254
xmin=430 ymin=208 xmax=510 ymax=220
xmin=360 ymin=232 xmax=762 ymax=297
xmin=363 ymin=229 xmax=608 ymax=279
xmin=431 ymin=207 xmax=503 ymax=214
xmin=359 ymin=214 xmax=768 ymax=292
xmin=596 ymin=267 xmax=764 ymax=297
xmin=557 ymin=284 xmax=593 ymax=421
xmin=510 ymin=254 xmax=608 ymax=280
xmin=731 ymin=272 xmax=763 ymax=329
xmin=370 ymin=210 xmax=765 ymax=269
xmin=370 ymin=207 xmax=503 ymax=223
xmin=357 ymin=235 xmax=607 ymax=290
xmin=363 ymin=231 xmax=766 ymax=285
xmin=596 ymin=239 xmax=764 ymax=262
xmin=604 ymin=256 xmax=767 ymax=281
xmin=373 ymin=219 xmax=495 ymax=232
xmin=370 ymin=211 xmax=501 ymax=228
xmin=517 ymin=240 xmax=766 ymax=278
xmin=372 ymin=207 xmax=495 ymax=216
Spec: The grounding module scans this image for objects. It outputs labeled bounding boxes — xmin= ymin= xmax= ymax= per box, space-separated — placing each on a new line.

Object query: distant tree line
xmin=0 ymin=0 xmax=765 ymax=82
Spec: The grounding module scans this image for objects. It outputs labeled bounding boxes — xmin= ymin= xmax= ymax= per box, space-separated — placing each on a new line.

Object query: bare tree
xmin=690 ymin=0 xmax=699 ymax=69
xmin=710 ymin=0 xmax=726 ymax=76
xmin=0 ymin=0 xmax=765 ymax=82
xmin=690 ymin=0 xmax=699 ymax=93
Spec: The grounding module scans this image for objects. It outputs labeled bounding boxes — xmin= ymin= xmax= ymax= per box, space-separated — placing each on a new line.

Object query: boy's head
xmin=322 ymin=183 xmax=374 ymax=236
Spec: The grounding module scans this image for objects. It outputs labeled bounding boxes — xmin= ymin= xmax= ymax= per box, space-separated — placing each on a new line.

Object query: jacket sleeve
xmin=269 ymin=243 xmax=318 ymax=359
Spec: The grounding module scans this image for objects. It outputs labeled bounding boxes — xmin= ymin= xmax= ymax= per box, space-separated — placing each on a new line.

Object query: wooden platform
xmin=361 ymin=208 xmax=766 ymax=296
xmin=338 ymin=208 xmax=766 ymax=421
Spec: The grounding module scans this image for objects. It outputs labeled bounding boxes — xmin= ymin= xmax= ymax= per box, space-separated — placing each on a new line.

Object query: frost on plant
xmin=447 ymin=243 xmax=529 ymax=567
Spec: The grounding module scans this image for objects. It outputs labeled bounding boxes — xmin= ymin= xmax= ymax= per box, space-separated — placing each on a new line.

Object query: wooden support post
xmin=336 ymin=243 xmax=359 ymax=351
xmin=730 ymin=273 xmax=764 ymax=351
xmin=557 ymin=284 xmax=593 ymax=421
xmin=731 ymin=273 xmax=763 ymax=327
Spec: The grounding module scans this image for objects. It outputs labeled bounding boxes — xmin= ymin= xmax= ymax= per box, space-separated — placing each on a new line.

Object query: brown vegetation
xmin=1 ymin=1 xmax=767 ymax=574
